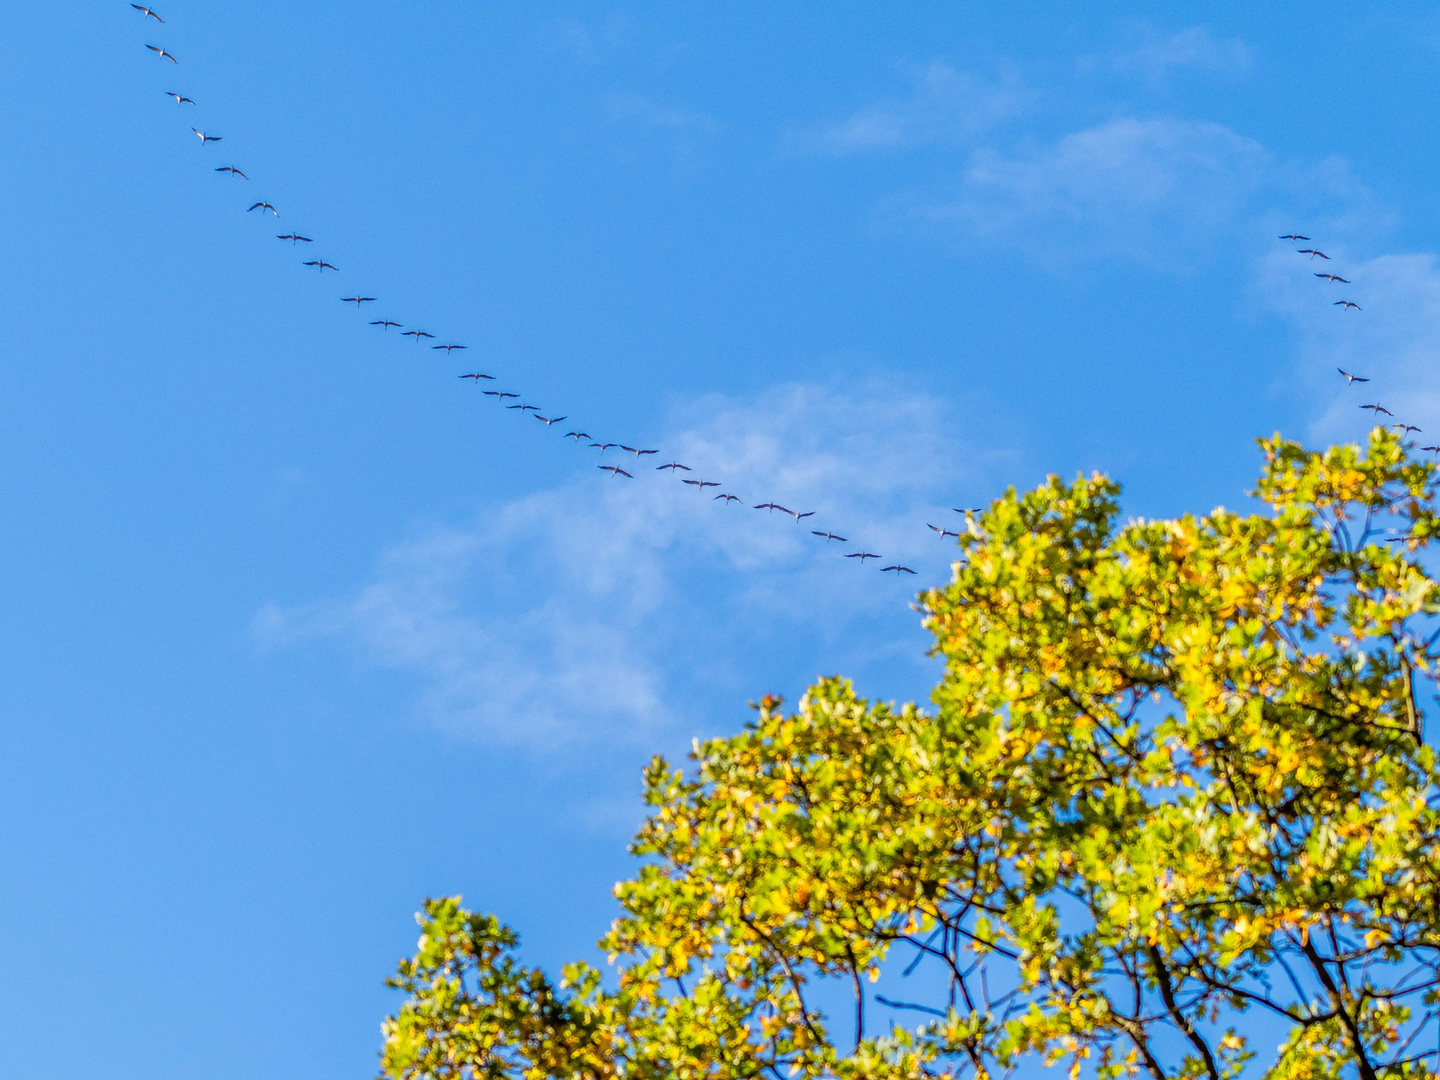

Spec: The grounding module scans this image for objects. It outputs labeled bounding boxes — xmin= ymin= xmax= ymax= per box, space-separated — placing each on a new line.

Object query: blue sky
xmin=3 ymin=2 xmax=1439 ymax=1076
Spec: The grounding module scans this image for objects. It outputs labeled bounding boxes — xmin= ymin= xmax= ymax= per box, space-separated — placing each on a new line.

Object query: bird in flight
xmin=216 ymin=166 xmax=248 ymax=179
xmin=953 ymin=507 xmax=983 ymax=515
xmin=1297 ymin=249 xmax=1329 ymax=259
xmin=812 ymin=530 xmax=847 ymax=542
xmin=620 ymin=446 xmax=658 ymax=458
xmin=247 ymin=201 xmax=278 ymax=216
xmin=1337 ymin=368 xmax=1369 ymax=384
xmin=882 ymin=565 xmax=917 ymax=575
xmin=1315 ymin=273 xmax=1350 ymax=284
xmin=432 ymin=343 xmax=467 ymax=353
xmin=754 ymin=502 xmax=790 ymax=514
xmin=1422 ymin=446 xmax=1440 ymax=454
xmin=1362 ymin=404 xmax=1394 ymax=417
xmin=132 ymin=4 xmax=164 ymax=20
xmin=928 ymin=524 xmax=960 ymax=539
xmin=714 ymin=493 xmax=742 ymax=504
xmin=277 ymin=234 xmax=312 ymax=245
xmin=508 ymin=404 xmax=540 ymax=414
xmin=459 ymin=372 xmax=495 ymax=381
xmin=145 ymin=44 xmax=178 ymax=63
xmin=1334 ymin=301 xmax=1361 ymax=311
xmin=599 ymin=465 xmax=633 ymax=479
xmin=1278 ymin=234 xmax=1310 ymax=242
xmin=590 ymin=442 xmax=618 ymax=453
xmin=341 ymin=297 xmax=376 ymax=308
xmin=1397 ymin=424 xmax=1423 ymax=435
xmin=846 ymin=552 xmax=880 ymax=563
xmin=484 ymin=391 xmax=519 ymax=403
xmin=192 ymin=128 xmax=221 ymax=144
xmin=401 ymin=330 xmax=434 ymax=342
xmin=786 ymin=509 xmax=816 ymax=521
xmin=683 ymin=479 xmax=721 ymax=491
xmin=534 ymin=415 xmax=566 ymax=426
xmin=563 ymin=431 xmax=591 ymax=441
xmin=303 ymin=260 xmax=338 ymax=272
xmin=164 ymin=92 xmax=194 ymax=106
xmin=656 ymin=462 xmax=691 ymax=472
xmin=370 ymin=319 xmax=401 ymax=330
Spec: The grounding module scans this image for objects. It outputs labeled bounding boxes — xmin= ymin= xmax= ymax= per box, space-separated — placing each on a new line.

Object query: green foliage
xmin=380 ymin=429 xmax=1440 ymax=1080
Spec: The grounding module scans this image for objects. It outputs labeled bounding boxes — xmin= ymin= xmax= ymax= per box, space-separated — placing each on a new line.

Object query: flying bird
xmin=1337 ymin=368 xmax=1369 ymax=384
xmin=812 ymin=531 xmax=847 ymax=542
xmin=277 ymin=234 xmax=312 ymax=244
xmin=431 ymin=343 xmax=467 ymax=353
xmin=1297 ymin=249 xmax=1330 ymax=259
xmin=1278 ymin=234 xmax=1310 ymax=242
xmin=683 ymin=479 xmax=720 ymax=491
xmin=132 ymin=4 xmax=164 ymax=21
xmin=370 ymin=319 xmax=401 ymax=330
xmin=247 ymin=201 xmax=277 ymax=216
xmin=302 ymin=260 xmax=338 ymax=272
xmin=215 ymin=166 xmax=248 ymax=179
xmin=846 ymin=552 xmax=880 ymax=563
xmin=714 ymin=493 xmax=742 ymax=504
xmin=1361 ymin=404 xmax=1394 ymax=417
xmin=192 ymin=127 xmax=221 ymax=144
xmin=164 ymin=92 xmax=194 ymax=105
xmin=1315 ymin=273 xmax=1350 ymax=284
xmin=401 ymin=330 xmax=434 ymax=342
xmin=341 ymin=297 xmax=376 ymax=307
xmin=589 ymin=442 xmax=618 ymax=453
xmin=599 ymin=465 xmax=633 ymax=479
xmin=656 ymin=462 xmax=691 ymax=472
xmin=1421 ymin=446 xmax=1440 ymax=454
xmin=928 ymin=524 xmax=961 ymax=539
xmin=508 ymin=404 xmax=540 ymax=413
xmin=484 ymin=391 xmax=519 ymax=402
xmin=459 ymin=372 xmax=495 ymax=381
xmin=787 ymin=510 xmax=816 ymax=521
xmin=1397 ymin=424 xmax=1423 ymax=435
xmin=563 ymin=431 xmax=591 ymax=441
xmin=953 ymin=507 xmax=983 ymax=515
xmin=534 ymin=415 xmax=566 ymax=426
xmin=1334 ymin=300 xmax=1361 ymax=311
xmin=882 ymin=565 xmax=917 ymax=575
xmin=620 ymin=446 xmax=658 ymax=458
xmin=145 ymin=44 xmax=178 ymax=63
xmin=754 ymin=502 xmax=793 ymax=515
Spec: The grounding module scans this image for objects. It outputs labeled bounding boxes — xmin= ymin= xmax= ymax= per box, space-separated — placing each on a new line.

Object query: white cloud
xmin=607 ymin=92 xmax=715 ymax=133
xmin=807 ymin=63 xmax=1032 ymax=155
xmin=919 ymin=117 xmax=1270 ymax=264
xmin=258 ymin=382 xmax=1009 ymax=753
xmin=1100 ymin=27 xmax=1251 ymax=81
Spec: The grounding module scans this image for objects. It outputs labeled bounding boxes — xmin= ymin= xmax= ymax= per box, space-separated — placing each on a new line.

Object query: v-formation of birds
xmin=131 ymin=6 xmax=1419 ymax=576
xmin=128 ymin=5 xmax=933 ymax=577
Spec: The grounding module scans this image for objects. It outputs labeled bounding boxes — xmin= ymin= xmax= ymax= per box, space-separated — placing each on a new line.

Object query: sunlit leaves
xmin=380 ymin=428 xmax=1440 ymax=1079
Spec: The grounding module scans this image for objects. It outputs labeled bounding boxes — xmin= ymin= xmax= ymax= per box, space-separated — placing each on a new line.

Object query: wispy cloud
xmin=607 ymin=92 xmax=715 ymax=133
xmin=805 ymin=63 xmax=1033 ymax=155
xmin=258 ymin=382 xmax=1011 ymax=754
xmin=1091 ymin=27 xmax=1252 ymax=81
xmin=918 ymin=118 xmax=1269 ymax=264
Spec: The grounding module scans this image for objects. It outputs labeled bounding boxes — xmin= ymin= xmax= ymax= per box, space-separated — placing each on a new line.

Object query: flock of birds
xmin=1277 ymin=234 xmax=1434 ymax=472
xmin=123 ymin=2 xmax=989 ymax=581
xmin=128 ymin=4 xmax=1421 ymax=579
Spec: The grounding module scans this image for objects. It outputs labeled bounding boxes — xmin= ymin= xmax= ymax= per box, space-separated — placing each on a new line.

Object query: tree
xmin=378 ymin=429 xmax=1440 ymax=1080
